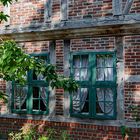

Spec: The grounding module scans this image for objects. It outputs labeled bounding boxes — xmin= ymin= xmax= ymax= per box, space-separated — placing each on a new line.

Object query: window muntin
xmin=70 ymin=52 xmax=116 ymax=119
xmin=12 ymin=53 xmax=49 ymax=115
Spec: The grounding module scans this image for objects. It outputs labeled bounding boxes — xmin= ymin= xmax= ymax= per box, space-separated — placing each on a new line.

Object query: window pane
xmin=81 ymin=55 xmax=88 ymax=67
xmin=96 ymin=88 xmax=114 ymax=116
xmin=72 ymin=88 xmax=89 ymax=113
xmin=105 ymin=89 xmax=113 ymax=102
xmin=96 ymin=68 xmax=104 ymax=81
xmin=81 ymin=68 xmax=88 ymax=80
xmin=96 ymin=102 xmax=104 ymax=115
xmin=105 ymin=102 xmax=114 ymax=115
xmin=96 ymin=55 xmax=114 ymax=81
xmin=73 ymin=55 xmax=80 ymax=67
xmin=74 ymin=69 xmax=80 ymax=80
xmin=105 ymin=56 xmax=113 ymax=67
xmin=96 ymin=56 xmax=104 ymax=68
xmin=104 ymin=68 xmax=113 ymax=81
xmin=14 ymin=85 xmax=27 ymax=110
xmin=32 ymin=87 xmax=48 ymax=111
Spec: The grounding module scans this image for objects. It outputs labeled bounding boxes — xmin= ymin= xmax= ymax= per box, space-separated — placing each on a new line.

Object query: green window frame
xmin=70 ymin=51 xmax=117 ymax=119
xmin=11 ymin=53 xmax=49 ymax=115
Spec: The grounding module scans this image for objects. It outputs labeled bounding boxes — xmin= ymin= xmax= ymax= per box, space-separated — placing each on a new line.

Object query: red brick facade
xmin=0 ymin=0 xmax=140 ymax=139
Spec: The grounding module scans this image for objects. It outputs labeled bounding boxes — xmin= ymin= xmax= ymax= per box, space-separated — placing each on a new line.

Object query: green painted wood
xmin=70 ymin=51 xmax=117 ymax=119
xmin=12 ymin=53 xmax=49 ymax=115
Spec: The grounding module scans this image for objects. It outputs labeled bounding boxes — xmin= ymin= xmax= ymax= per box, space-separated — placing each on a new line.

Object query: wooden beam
xmin=123 ymin=0 xmax=134 ymax=15
xmin=44 ymin=0 xmax=52 ymax=22
xmin=61 ymin=0 xmax=68 ymax=20
xmin=113 ymin=0 xmax=122 ymax=16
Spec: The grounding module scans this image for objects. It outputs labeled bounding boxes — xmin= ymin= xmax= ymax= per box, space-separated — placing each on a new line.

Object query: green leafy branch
xmin=0 ymin=40 xmax=78 ymax=100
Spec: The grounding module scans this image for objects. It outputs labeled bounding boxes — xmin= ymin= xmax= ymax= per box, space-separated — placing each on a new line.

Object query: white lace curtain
xmin=96 ymin=56 xmax=114 ymax=115
xmin=37 ymin=74 xmax=48 ymax=107
xmin=73 ymin=55 xmax=88 ymax=113
xmin=73 ymin=88 xmax=88 ymax=113
xmin=96 ymin=88 xmax=113 ymax=115
xmin=96 ymin=56 xmax=113 ymax=81
xmin=14 ymin=85 xmax=27 ymax=109
xmin=73 ymin=55 xmax=114 ymax=114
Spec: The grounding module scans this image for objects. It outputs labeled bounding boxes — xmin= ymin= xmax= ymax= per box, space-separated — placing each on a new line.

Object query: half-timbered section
xmin=0 ymin=0 xmax=140 ymax=139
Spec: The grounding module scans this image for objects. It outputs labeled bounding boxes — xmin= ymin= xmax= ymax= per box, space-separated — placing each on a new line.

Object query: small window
xmin=70 ymin=52 xmax=116 ymax=119
xmin=12 ymin=53 xmax=49 ymax=115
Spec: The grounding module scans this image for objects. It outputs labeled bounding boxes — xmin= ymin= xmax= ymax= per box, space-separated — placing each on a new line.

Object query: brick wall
xmin=0 ymin=118 xmax=140 ymax=140
xmin=10 ymin=0 xmax=45 ymax=25
xmin=55 ymin=40 xmax=64 ymax=115
xmin=70 ymin=37 xmax=115 ymax=51
xmin=124 ymin=35 xmax=140 ymax=120
xmin=21 ymin=41 xmax=49 ymax=53
xmin=122 ymin=0 xmax=140 ymax=14
xmin=125 ymin=36 xmax=140 ymax=75
xmin=68 ymin=0 xmax=112 ymax=20
xmin=52 ymin=0 xmax=61 ymax=21
xmin=0 ymin=0 xmax=139 ymax=27
xmin=0 ymin=36 xmax=140 ymax=139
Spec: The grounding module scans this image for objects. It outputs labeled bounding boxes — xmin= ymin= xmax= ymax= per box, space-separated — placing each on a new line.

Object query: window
xmin=11 ymin=53 xmax=49 ymax=115
xmin=70 ymin=52 xmax=117 ymax=119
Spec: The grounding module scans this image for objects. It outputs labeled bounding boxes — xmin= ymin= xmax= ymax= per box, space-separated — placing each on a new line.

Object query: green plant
xmin=60 ymin=130 xmax=71 ymax=140
xmin=8 ymin=124 xmax=72 ymax=140
xmin=8 ymin=124 xmax=37 ymax=140
xmin=0 ymin=40 xmax=78 ymax=92
xmin=120 ymin=125 xmax=130 ymax=139
xmin=38 ymin=130 xmax=56 ymax=140
xmin=38 ymin=136 xmax=49 ymax=140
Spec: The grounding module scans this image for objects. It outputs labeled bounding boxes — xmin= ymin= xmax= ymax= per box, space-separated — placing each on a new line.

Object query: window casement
xmin=70 ymin=52 xmax=117 ymax=119
xmin=11 ymin=53 xmax=49 ymax=115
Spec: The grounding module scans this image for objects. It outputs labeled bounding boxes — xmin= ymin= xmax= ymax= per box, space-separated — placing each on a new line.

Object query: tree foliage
xmin=0 ymin=0 xmax=16 ymax=22
xmin=0 ymin=0 xmax=78 ymax=101
xmin=0 ymin=40 xmax=78 ymax=93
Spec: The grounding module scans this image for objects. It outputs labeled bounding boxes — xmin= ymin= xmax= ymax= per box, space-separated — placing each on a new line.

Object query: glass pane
xmin=105 ymin=89 xmax=113 ymax=102
xmin=33 ymin=99 xmax=40 ymax=110
xmin=73 ymin=55 xmax=80 ymax=67
xmin=72 ymin=88 xmax=89 ymax=113
xmin=96 ymin=88 xmax=114 ymax=116
xmin=81 ymin=101 xmax=89 ymax=113
xmin=32 ymin=87 xmax=48 ymax=111
xmin=74 ymin=69 xmax=80 ymax=80
xmin=40 ymin=87 xmax=48 ymax=109
xmin=105 ymin=102 xmax=113 ymax=115
xmin=40 ymin=99 xmax=47 ymax=111
xmin=14 ymin=85 xmax=27 ymax=110
xmin=96 ymin=55 xmax=114 ymax=81
xmin=33 ymin=87 xmax=40 ymax=98
xmin=105 ymin=56 xmax=113 ymax=67
xmin=96 ymin=68 xmax=104 ymax=81
xmin=81 ymin=68 xmax=88 ymax=80
xmin=104 ymin=68 xmax=113 ymax=81
xmin=96 ymin=102 xmax=104 ymax=115
xmin=97 ymin=56 xmax=104 ymax=68
xmin=96 ymin=88 xmax=104 ymax=101
xmin=81 ymin=55 xmax=88 ymax=67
